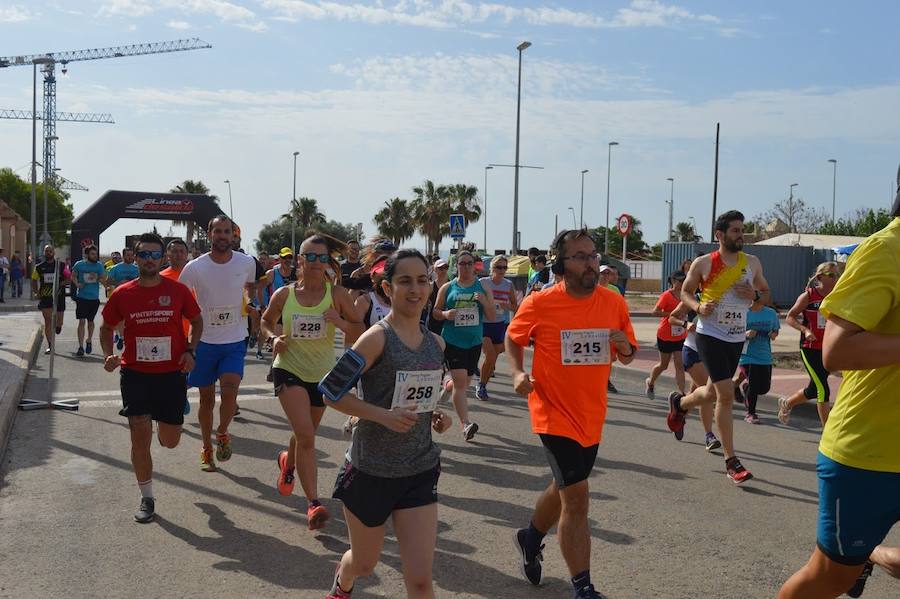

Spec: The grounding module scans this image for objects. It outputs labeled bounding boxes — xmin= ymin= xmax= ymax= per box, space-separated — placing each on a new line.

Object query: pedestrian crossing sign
xmin=449 ymin=214 xmax=466 ymax=239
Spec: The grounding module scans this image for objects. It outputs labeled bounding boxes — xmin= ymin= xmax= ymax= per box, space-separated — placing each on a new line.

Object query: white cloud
xmin=97 ymin=0 xmax=155 ymax=17
xmin=257 ymin=0 xmax=727 ymax=31
xmin=167 ymin=19 xmax=193 ymax=29
xmin=98 ymin=0 xmax=257 ymax=24
xmin=0 ymin=4 xmax=35 ymax=22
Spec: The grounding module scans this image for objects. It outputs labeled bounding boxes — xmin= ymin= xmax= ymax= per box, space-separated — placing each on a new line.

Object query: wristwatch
xmin=184 ymin=348 xmax=195 ymax=357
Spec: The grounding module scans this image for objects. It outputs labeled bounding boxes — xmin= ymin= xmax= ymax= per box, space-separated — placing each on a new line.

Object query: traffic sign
xmin=449 ymin=213 xmax=466 ymax=239
xmin=616 ymin=214 xmax=633 ymax=237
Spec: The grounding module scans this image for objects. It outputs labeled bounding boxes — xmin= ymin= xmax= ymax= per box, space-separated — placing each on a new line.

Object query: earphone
xmin=550 ymin=229 xmax=570 ymax=275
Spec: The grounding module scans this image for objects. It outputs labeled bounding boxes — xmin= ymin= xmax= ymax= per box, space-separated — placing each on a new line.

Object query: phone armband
xmin=318 ymin=348 xmax=367 ymax=403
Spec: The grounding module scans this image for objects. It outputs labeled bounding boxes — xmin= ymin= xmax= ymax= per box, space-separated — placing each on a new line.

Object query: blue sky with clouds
xmin=1 ymin=1 xmax=898 ymax=253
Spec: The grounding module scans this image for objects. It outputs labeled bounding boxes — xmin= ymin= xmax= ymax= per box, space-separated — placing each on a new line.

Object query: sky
xmin=1 ymin=0 xmax=899 ymax=255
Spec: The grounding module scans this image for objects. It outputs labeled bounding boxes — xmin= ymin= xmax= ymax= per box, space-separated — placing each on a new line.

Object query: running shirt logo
xmin=158 ymin=296 xmax=171 ymax=307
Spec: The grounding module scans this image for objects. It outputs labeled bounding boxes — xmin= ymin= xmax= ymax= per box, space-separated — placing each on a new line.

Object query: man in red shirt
xmin=506 ymin=229 xmax=637 ymax=599
xmin=100 ymin=232 xmax=202 ymax=524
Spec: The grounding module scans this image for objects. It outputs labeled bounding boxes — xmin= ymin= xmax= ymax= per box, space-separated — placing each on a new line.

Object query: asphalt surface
xmin=1 ymin=309 xmax=898 ymax=599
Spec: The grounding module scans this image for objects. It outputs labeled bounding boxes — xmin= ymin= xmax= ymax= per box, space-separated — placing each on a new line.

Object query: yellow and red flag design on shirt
xmin=700 ymin=251 xmax=747 ymax=304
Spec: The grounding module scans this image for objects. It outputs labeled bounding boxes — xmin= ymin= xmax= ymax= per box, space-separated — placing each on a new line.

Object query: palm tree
xmin=674 ymin=221 xmax=696 ymax=242
xmin=170 ymin=180 xmax=217 ymax=246
xmin=411 ymin=180 xmax=450 ymax=254
xmin=374 ymin=198 xmax=416 ymax=246
xmin=282 ymin=197 xmax=325 ymax=233
xmin=447 ymin=183 xmax=481 ymax=227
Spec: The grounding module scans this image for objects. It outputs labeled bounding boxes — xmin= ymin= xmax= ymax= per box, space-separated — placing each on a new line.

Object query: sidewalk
xmin=0 ymin=312 xmax=43 ymax=460
xmin=0 ymin=294 xmax=38 ymax=313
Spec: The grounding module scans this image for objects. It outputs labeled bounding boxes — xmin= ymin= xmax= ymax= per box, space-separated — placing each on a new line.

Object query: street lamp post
xmin=41 ymin=135 xmax=58 ymax=248
xmin=568 ymin=207 xmax=577 ymax=229
xmin=483 ymin=165 xmax=493 ymax=251
xmin=512 ymin=40 xmax=531 ymax=255
xmin=604 ymin=141 xmax=619 ymax=253
xmin=579 ymin=169 xmax=589 ymax=228
xmin=666 ymin=177 xmax=675 ymax=241
xmin=828 ymin=159 xmax=837 ymax=222
xmin=223 ymin=179 xmax=234 ymax=220
xmin=29 ymin=58 xmax=52 ymax=297
xmin=292 ymin=151 xmax=299 ymax=252
xmin=789 ymin=183 xmax=799 ymax=232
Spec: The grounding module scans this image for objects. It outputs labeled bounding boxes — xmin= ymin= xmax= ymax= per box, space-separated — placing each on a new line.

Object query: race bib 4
xmin=136 ymin=336 xmax=172 ymax=362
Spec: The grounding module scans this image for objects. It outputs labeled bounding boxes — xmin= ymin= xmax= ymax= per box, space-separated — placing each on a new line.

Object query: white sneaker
xmin=463 ymin=422 xmax=479 ymax=441
xmin=777 ymin=397 xmax=791 ymax=425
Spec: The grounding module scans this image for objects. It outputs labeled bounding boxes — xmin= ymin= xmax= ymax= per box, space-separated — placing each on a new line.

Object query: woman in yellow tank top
xmin=261 ymin=234 xmax=362 ymax=531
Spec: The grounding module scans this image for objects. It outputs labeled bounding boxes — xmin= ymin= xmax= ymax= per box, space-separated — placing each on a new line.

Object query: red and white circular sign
xmin=616 ymin=214 xmax=633 ymax=237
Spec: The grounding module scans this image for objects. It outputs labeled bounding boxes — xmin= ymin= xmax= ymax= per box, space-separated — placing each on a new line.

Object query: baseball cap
xmin=434 ymin=259 xmax=448 ymax=268
xmin=371 ymin=256 xmax=388 ymax=275
xmin=374 ymin=240 xmax=397 ymax=253
xmin=279 ymin=247 xmax=293 ymax=258
xmin=599 ymin=265 xmax=615 ymax=273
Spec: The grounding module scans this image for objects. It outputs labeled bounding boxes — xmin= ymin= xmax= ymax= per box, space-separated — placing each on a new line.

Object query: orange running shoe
xmin=200 ymin=447 xmax=216 ymax=472
xmin=215 ymin=432 xmax=232 ymax=462
xmin=276 ymin=450 xmax=295 ymax=496
xmin=307 ymin=502 xmax=330 ymax=530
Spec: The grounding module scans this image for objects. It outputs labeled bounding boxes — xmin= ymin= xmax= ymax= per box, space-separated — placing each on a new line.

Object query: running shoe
xmin=326 ymin=566 xmax=352 ymax=598
xmin=512 ymin=528 xmax=544 ymax=585
xmin=846 ymin=561 xmax=874 ymax=598
xmin=607 ymin=380 xmax=618 ymax=394
xmin=439 ymin=376 xmax=453 ymax=407
xmin=233 ymin=403 xmax=241 ymax=417
xmin=76 ymin=347 xmax=84 ymax=357
xmin=705 ymin=433 xmax=721 ymax=452
xmin=734 ymin=383 xmax=745 ymax=404
xmin=200 ymin=447 xmax=216 ymax=472
xmin=266 ymin=366 xmax=274 ymax=383
xmin=256 ymin=348 xmax=264 ymax=360
xmin=574 ymin=585 xmax=608 ymax=599
xmin=134 ymin=497 xmax=155 ymax=524
xmin=644 ymin=378 xmax=654 ymax=399
xmin=276 ymin=450 xmax=295 ymax=496
xmin=666 ymin=392 xmax=686 ymax=441
xmin=307 ymin=502 xmax=330 ymax=530
xmin=475 ymin=383 xmax=489 ymax=401
xmin=85 ymin=341 xmax=92 ymax=354
xmin=216 ymin=432 xmax=233 ymax=461
xmin=44 ymin=347 xmax=51 ymax=355
xmin=463 ymin=422 xmax=479 ymax=442
xmin=725 ymin=457 xmax=753 ymax=484
xmin=777 ymin=397 xmax=791 ymax=425
xmin=183 ymin=399 xmax=191 ymax=416
xmin=745 ymin=412 xmax=760 ymax=425
xmin=116 ymin=337 xmax=124 ymax=351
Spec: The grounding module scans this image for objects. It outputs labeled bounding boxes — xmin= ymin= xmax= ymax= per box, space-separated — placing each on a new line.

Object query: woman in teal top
xmin=431 ymin=250 xmax=496 ymax=442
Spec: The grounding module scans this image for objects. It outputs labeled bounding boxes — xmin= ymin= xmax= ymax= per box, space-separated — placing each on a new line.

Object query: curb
xmin=0 ymin=305 xmax=38 ymax=313
xmin=0 ymin=325 xmax=44 ymax=463
xmin=611 ymin=360 xmax=821 ymax=422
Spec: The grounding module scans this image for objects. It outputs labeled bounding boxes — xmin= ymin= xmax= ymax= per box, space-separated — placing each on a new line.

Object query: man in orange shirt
xmin=160 ymin=238 xmax=192 ymax=415
xmin=506 ymin=228 xmax=637 ymax=599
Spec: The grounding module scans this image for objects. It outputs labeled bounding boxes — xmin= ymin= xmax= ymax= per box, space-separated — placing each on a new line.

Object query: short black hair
xmin=554 ymin=228 xmax=594 ymax=257
xmin=135 ymin=232 xmax=164 ymax=253
xmin=383 ymin=249 xmax=428 ymax=283
xmin=122 ymin=246 xmax=133 ymax=254
xmin=535 ymin=255 xmax=547 ymax=265
xmin=715 ymin=210 xmax=745 ymax=233
xmin=527 ymin=247 xmax=540 ymax=257
xmin=669 ymin=270 xmax=686 ymax=283
xmin=167 ymin=238 xmax=188 ymax=251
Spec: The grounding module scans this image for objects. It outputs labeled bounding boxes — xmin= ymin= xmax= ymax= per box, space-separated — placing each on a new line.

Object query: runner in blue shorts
xmin=477 ymin=255 xmax=518 ymax=401
xmin=179 ymin=215 xmax=258 ymax=471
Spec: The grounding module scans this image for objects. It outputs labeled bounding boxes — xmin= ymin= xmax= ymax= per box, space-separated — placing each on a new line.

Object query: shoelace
xmin=528 ymin=543 xmax=545 ymax=564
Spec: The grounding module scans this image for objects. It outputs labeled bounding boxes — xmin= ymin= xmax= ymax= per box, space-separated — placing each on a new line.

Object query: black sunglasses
xmin=136 ymin=250 xmax=163 ymax=260
xmin=302 ymin=252 xmax=330 ymax=263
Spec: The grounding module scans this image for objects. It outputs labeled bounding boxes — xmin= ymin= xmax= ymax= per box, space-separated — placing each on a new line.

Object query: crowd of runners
xmin=20 ymin=188 xmax=900 ymax=598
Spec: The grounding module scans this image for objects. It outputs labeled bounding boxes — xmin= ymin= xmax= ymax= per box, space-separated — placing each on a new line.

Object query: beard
xmin=213 ymin=238 xmax=231 ymax=252
xmin=724 ymin=237 xmax=743 ymax=252
xmin=570 ymin=268 xmax=598 ymax=291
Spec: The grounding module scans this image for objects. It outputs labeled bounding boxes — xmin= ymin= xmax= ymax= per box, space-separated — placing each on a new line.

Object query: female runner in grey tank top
xmin=323 ymin=249 xmax=452 ymax=599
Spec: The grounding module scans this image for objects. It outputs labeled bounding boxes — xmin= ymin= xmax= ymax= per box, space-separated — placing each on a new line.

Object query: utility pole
xmin=292 ymin=151 xmax=299 ymax=252
xmin=666 ymin=177 xmax=674 ymax=241
xmin=710 ymin=122 xmax=719 ymax=241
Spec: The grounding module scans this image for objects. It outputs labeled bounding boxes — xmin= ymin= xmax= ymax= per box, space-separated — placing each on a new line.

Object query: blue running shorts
xmin=816 ymin=451 xmax=900 ymax=565
xmin=187 ymin=340 xmax=247 ymax=387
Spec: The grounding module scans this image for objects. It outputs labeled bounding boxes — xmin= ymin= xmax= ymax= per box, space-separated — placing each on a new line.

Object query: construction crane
xmin=0 ymin=38 xmax=211 ymax=191
xmin=0 ymin=109 xmax=115 ymax=123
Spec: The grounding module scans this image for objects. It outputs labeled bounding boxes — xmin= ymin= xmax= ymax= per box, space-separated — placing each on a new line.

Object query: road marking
xmin=72 ymin=394 xmax=274 ymax=408
xmin=42 ymin=384 xmax=272 ymax=399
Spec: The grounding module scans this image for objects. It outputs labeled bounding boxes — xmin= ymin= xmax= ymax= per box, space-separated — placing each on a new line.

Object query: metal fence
xmin=661 ymin=242 xmax=830 ymax=307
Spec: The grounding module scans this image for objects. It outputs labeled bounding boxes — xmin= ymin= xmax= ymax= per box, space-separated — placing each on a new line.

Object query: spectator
xmin=10 ymin=251 xmax=24 ymax=298
xmin=0 ymin=248 xmax=8 ymax=302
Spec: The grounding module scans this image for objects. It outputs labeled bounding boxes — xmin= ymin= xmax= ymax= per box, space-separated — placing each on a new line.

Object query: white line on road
xmin=37 ymin=384 xmax=273 ymax=399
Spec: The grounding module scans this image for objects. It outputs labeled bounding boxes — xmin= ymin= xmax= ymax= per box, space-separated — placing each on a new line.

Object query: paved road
xmin=1 ymin=313 xmax=897 ymax=599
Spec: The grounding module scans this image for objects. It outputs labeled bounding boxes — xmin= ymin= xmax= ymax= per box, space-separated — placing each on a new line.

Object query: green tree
xmin=411 ymin=180 xmax=450 ymax=255
xmin=374 ymin=198 xmax=415 ymax=246
xmin=446 ymin=183 xmax=481 ymax=227
xmin=817 ymin=208 xmax=892 ymax=236
xmin=674 ymin=221 xmax=697 ymax=242
xmin=170 ymin=180 xmax=218 ymax=246
xmin=0 ymin=167 xmax=73 ymax=247
xmin=283 ymin=197 xmax=325 ymax=231
xmin=754 ymin=195 xmax=828 ymax=234
xmin=589 ymin=220 xmax=649 ymax=259
xmin=254 ymin=218 xmax=359 ymax=254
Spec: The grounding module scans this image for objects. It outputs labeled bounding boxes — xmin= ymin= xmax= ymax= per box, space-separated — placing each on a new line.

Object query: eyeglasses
xmin=136 ymin=250 xmax=163 ymax=260
xmin=302 ymin=252 xmax=330 ymax=263
xmin=494 ymin=265 xmax=508 ymax=271
xmin=457 ymin=261 xmax=474 ymax=266
xmin=563 ymin=253 xmax=601 ymax=263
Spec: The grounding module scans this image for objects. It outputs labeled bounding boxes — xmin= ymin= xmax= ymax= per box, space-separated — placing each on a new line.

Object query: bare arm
xmin=187 ymin=314 xmax=202 ymax=350
xmin=785 ymin=291 xmax=812 ymax=335
xmin=750 ymin=256 xmax=771 ymax=304
xmin=431 ymin=283 xmax=451 ymax=321
xmin=334 ymin=285 xmax=364 ymax=341
xmin=680 ymin=257 xmax=706 ymax=313
xmin=260 ymin=287 xmax=288 ymax=342
xmin=504 ymin=336 xmax=534 ymax=397
xmin=823 ymin=314 xmax=900 ymax=371
xmin=479 ymin=286 xmax=497 ymax=322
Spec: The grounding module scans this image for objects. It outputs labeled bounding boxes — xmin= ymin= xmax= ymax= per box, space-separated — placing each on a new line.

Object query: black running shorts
xmin=539 ymin=433 xmax=599 ymax=488
xmin=656 ymin=337 xmax=685 ymax=354
xmin=332 ymin=461 xmax=440 ymax=527
xmin=119 ymin=368 xmax=187 ymax=425
xmin=75 ymin=298 xmax=100 ymax=321
xmin=695 ymin=333 xmax=744 ymax=383
xmin=271 ymin=367 xmax=324 ymax=407
xmin=444 ymin=342 xmax=482 ymax=376
xmin=38 ymin=295 xmax=66 ymax=311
